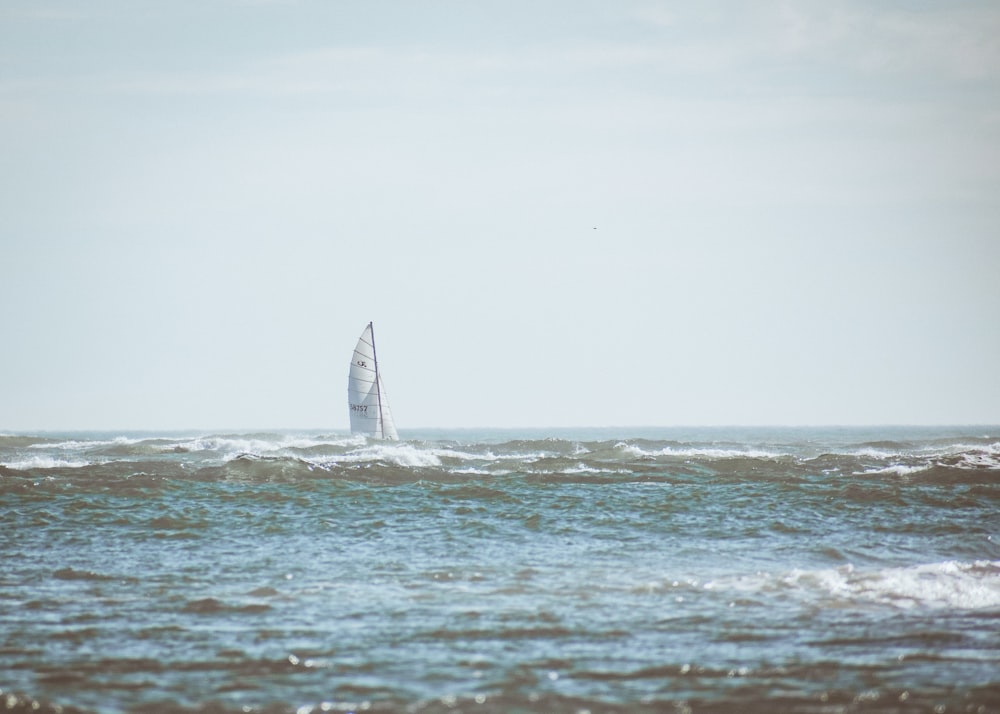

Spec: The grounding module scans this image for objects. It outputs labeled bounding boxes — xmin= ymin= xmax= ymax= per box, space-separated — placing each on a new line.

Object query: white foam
xmin=177 ymin=434 xmax=362 ymax=460
xmin=953 ymin=443 xmax=1000 ymax=469
xmin=544 ymin=463 xmax=631 ymax=476
xmin=525 ymin=462 xmax=608 ymax=475
xmin=314 ymin=440 xmax=561 ymax=470
xmin=2 ymin=456 xmax=90 ymax=470
xmin=347 ymin=444 xmax=549 ymax=466
xmin=616 ymin=442 xmax=783 ymax=459
xmin=836 ymin=560 xmax=1000 ymax=610
xmin=855 ymin=463 xmax=931 ymax=478
xmin=434 ymin=447 xmax=503 ymax=462
xmin=179 ymin=436 xmax=282 ymax=454
xmin=375 ymin=444 xmax=443 ymax=468
xmin=726 ymin=561 xmax=1000 ymax=611
xmin=319 ymin=443 xmax=444 ymax=468
xmin=853 ymin=442 xmax=1000 ymax=474
xmin=562 ymin=463 xmax=604 ymax=474
xmin=29 ymin=436 xmax=141 ymax=451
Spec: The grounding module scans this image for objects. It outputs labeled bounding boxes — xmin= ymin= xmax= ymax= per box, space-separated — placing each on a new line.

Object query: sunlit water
xmin=2 ymin=427 xmax=999 ymax=713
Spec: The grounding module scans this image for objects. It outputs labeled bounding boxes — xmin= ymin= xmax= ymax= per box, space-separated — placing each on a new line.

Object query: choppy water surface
xmin=1 ymin=427 xmax=999 ymax=713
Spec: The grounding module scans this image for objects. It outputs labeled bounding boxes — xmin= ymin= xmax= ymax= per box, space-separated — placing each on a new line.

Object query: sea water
xmin=1 ymin=427 xmax=998 ymax=713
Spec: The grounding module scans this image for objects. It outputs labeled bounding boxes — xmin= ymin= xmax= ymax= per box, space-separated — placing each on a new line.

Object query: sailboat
xmin=347 ymin=322 xmax=399 ymax=440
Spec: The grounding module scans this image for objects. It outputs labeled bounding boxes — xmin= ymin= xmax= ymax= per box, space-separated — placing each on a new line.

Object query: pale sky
xmin=2 ymin=1 xmax=999 ymax=431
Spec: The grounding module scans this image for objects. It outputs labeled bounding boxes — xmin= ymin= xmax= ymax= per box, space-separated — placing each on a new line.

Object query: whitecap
xmin=728 ymin=560 xmax=1000 ymax=611
xmin=854 ymin=463 xmax=931 ymax=478
xmin=834 ymin=560 xmax=1000 ymax=610
xmin=29 ymin=436 xmax=141 ymax=451
xmin=176 ymin=433 xmax=362 ymax=460
xmin=615 ymin=442 xmax=783 ymax=459
xmin=319 ymin=443 xmax=444 ymax=468
xmin=2 ymin=455 xmax=90 ymax=470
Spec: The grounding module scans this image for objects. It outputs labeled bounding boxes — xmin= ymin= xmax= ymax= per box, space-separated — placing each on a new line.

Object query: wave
xmin=615 ymin=442 xmax=786 ymax=460
xmin=2 ymin=455 xmax=91 ymax=470
xmin=715 ymin=560 xmax=1000 ymax=611
xmin=3 ymin=430 xmax=999 ymax=490
xmin=5 ymin=669 xmax=999 ymax=714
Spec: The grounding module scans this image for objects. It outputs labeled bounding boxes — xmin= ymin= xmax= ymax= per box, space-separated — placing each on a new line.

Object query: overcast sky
xmin=2 ymin=1 xmax=999 ymax=431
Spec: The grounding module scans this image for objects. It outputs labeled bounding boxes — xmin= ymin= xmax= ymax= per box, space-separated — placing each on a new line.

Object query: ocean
xmin=1 ymin=426 xmax=998 ymax=714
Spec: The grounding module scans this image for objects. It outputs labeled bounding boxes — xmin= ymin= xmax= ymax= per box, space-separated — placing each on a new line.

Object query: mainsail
xmin=348 ymin=322 xmax=399 ymax=440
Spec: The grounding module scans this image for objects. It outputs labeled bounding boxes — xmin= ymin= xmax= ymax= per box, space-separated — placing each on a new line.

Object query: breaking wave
xmin=717 ymin=560 xmax=1000 ymax=611
xmin=3 ymin=429 xmax=999 ymax=489
xmin=2 ymin=426 xmax=999 ymax=714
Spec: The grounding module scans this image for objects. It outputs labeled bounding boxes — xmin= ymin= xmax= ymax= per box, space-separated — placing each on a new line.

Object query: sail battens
xmin=347 ymin=322 xmax=399 ymax=441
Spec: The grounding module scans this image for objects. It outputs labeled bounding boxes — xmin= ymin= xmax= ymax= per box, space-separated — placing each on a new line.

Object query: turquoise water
xmin=1 ymin=427 xmax=999 ymax=713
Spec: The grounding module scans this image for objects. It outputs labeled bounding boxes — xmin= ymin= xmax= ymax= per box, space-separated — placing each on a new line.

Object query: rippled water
xmin=1 ymin=427 xmax=999 ymax=713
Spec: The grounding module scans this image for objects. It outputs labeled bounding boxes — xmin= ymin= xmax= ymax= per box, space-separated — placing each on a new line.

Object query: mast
xmin=368 ymin=321 xmax=386 ymax=439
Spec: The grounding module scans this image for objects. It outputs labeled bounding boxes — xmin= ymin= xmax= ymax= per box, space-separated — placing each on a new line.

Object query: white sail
xmin=348 ymin=322 xmax=399 ymax=440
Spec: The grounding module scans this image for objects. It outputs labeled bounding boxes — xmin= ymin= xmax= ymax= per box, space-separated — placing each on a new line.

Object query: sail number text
xmin=350 ymin=403 xmax=369 ymax=415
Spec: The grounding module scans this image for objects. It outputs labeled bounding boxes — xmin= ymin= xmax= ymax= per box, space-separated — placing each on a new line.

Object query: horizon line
xmin=3 ymin=423 xmax=1000 ymax=435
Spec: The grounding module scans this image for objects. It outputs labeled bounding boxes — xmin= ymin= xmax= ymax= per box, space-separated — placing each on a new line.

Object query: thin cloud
xmin=633 ymin=1 xmax=1000 ymax=82
xmin=772 ymin=3 xmax=1000 ymax=81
